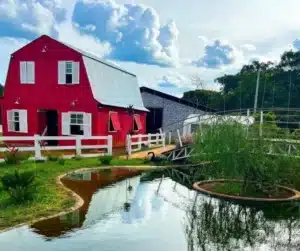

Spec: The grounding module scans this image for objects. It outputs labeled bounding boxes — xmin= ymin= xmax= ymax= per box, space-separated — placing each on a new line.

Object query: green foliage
xmin=193 ymin=122 xmax=276 ymax=196
xmin=212 ymin=183 xmax=242 ymax=195
xmin=183 ymin=52 xmax=300 ymax=112
xmin=1 ymin=170 xmax=36 ymax=203
xmin=99 ymin=155 xmax=113 ymax=165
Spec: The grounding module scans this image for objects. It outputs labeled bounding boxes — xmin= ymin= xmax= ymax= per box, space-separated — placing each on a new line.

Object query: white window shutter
xmin=58 ymin=61 xmax=66 ymax=84
xmin=73 ymin=62 xmax=79 ymax=84
xmin=7 ymin=110 xmax=13 ymax=132
xmin=19 ymin=110 xmax=28 ymax=133
xmin=62 ymin=112 xmax=70 ymax=135
xmin=27 ymin=62 xmax=35 ymax=84
xmin=83 ymin=113 xmax=92 ymax=137
xmin=20 ymin=62 xmax=27 ymax=83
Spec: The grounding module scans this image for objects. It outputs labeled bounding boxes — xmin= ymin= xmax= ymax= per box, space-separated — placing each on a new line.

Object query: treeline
xmin=183 ymin=51 xmax=300 ymax=111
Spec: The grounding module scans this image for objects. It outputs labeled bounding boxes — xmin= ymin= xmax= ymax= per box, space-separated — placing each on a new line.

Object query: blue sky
xmin=1 ymin=0 xmax=300 ymax=97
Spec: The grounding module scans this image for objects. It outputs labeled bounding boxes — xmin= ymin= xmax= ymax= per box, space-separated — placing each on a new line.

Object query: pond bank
xmin=0 ymin=157 xmax=163 ymax=232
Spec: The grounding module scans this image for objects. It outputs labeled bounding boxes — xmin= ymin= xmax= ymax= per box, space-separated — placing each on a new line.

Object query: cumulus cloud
xmin=193 ymin=39 xmax=242 ymax=69
xmin=0 ymin=0 xmax=66 ymax=39
xmin=72 ymin=0 xmax=179 ymax=67
xmin=241 ymin=43 xmax=256 ymax=52
xmin=0 ymin=36 xmax=29 ymax=83
xmin=293 ymin=39 xmax=300 ymax=50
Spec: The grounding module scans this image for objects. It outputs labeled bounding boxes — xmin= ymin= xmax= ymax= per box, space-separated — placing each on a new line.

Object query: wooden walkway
xmin=120 ymin=145 xmax=175 ymax=159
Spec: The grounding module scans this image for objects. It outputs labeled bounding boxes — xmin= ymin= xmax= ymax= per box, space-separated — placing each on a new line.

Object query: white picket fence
xmin=126 ymin=133 xmax=166 ymax=156
xmin=0 ymin=135 xmax=112 ymax=161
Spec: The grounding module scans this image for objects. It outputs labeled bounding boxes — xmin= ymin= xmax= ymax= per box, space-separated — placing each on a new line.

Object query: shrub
xmin=1 ymin=170 xmax=36 ymax=203
xmin=99 ymin=155 xmax=113 ymax=165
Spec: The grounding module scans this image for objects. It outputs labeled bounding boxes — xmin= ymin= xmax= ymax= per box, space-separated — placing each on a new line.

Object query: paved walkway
xmin=120 ymin=145 xmax=175 ymax=159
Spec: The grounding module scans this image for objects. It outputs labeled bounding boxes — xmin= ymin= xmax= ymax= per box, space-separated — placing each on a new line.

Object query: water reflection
xmin=186 ymin=198 xmax=300 ymax=251
xmin=31 ymin=168 xmax=140 ymax=238
xmin=2 ymin=168 xmax=300 ymax=251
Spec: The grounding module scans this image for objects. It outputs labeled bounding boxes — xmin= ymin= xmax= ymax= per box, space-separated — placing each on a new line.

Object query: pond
xmin=1 ymin=168 xmax=300 ymax=251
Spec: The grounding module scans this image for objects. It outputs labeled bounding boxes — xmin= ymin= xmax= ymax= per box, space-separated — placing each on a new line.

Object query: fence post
xmin=260 ymin=110 xmax=263 ymax=137
xmin=246 ymin=109 xmax=250 ymax=138
xmin=34 ymin=134 xmax=42 ymax=160
xmin=126 ymin=135 xmax=132 ymax=157
xmin=168 ymin=131 xmax=172 ymax=145
xmin=75 ymin=136 xmax=82 ymax=156
xmin=162 ymin=133 xmax=166 ymax=150
xmin=107 ymin=135 xmax=113 ymax=155
xmin=138 ymin=134 xmax=142 ymax=150
xmin=156 ymin=133 xmax=159 ymax=145
xmin=177 ymin=129 xmax=183 ymax=147
xmin=148 ymin=133 xmax=151 ymax=148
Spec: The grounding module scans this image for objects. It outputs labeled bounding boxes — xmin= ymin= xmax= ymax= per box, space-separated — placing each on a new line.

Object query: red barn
xmin=1 ymin=35 xmax=147 ymax=147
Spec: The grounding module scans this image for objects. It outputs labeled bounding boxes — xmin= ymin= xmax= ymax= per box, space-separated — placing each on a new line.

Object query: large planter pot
xmin=193 ymin=179 xmax=300 ymax=203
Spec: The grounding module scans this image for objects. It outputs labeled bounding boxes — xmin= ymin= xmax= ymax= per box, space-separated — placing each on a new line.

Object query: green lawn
xmin=0 ymin=157 xmax=147 ymax=230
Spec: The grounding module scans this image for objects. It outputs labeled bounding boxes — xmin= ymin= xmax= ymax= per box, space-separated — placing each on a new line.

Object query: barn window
xmin=62 ymin=112 xmax=91 ymax=136
xmin=133 ymin=114 xmax=142 ymax=131
xmin=20 ymin=61 xmax=35 ymax=84
xmin=58 ymin=61 xmax=79 ymax=85
xmin=109 ymin=112 xmax=121 ymax=132
xmin=7 ymin=109 xmax=28 ymax=133
xmin=70 ymin=113 xmax=84 ymax=135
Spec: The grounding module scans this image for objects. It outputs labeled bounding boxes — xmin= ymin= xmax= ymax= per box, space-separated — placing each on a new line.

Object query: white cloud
xmin=57 ymin=21 xmax=112 ymax=59
xmin=0 ymin=37 xmax=29 ymax=84
xmin=241 ymin=44 xmax=256 ymax=52
xmin=192 ymin=39 xmax=245 ymax=69
xmin=0 ymin=0 xmax=66 ymax=38
xmin=72 ymin=0 xmax=180 ymax=67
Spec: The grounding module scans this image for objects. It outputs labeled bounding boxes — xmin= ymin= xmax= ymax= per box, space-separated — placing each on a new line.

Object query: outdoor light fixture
xmin=71 ymin=99 xmax=78 ymax=107
xmin=14 ymin=97 xmax=20 ymax=104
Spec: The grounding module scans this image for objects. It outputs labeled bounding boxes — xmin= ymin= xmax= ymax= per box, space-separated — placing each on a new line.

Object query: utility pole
xmin=254 ymin=68 xmax=261 ymax=113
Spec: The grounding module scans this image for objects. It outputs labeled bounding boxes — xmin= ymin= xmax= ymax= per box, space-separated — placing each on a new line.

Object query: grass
xmin=0 ymin=157 xmax=146 ymax=229
xmin=212 ymin=183 xmax=242 ymax=196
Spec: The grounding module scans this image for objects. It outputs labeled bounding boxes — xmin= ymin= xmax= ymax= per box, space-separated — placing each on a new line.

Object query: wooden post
xmin=75 ymin=136 xmax=82 ymax=156
xmin=34 ymin=134 xmax=42 ymax=160
xmin=162 ymin=133 xmax=166 ymax=150
xmin=168 ymin=131 xmax=172 ymax=145
xmin=138 ymin=134 xmax=142 ymax=150
xmin=148 ymin=133 xmax=151 ymax=148
xmin=246 ymin=109 xmax=250 ymax=138
xmin=156 ymin=133 xmax=159 ymax=145
xmin=107 ymin=135 xmax=113 ymax=155
xmin=177 ymin=129 xmax=183 ymax=147
xmin=127 ymin=135 xmax=132 ymax=157
xmin=259 ymin=110 xmax=263 ymax=137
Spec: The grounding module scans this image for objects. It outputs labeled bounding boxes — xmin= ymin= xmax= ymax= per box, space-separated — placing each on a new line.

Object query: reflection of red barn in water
xmin=31 ymin=169 xmax=140 ymax=238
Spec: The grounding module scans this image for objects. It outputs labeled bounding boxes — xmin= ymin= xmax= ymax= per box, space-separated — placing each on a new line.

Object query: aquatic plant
xmin=193 ymin=120 xmax=277 ymax=196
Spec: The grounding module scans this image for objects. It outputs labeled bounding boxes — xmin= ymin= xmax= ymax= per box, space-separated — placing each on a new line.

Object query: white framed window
xmin=7 ymin=109 xmax=28 ymax=133
xmin=62 ymin=112 xmax=91 ymax=136
xmin=20 ymin=61 xmax=35 ymax=84
xmin=58 ymin=61 xmax=79 ymax=85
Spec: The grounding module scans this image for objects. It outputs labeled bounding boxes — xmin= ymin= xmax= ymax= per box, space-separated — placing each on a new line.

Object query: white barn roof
xmin=61 ymin=39 xmax=148 ymax=112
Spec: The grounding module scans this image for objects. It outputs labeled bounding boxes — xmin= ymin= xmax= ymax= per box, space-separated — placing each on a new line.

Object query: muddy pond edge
xmin=0 ymin=164 xmax=181 ymax=234
xmin=193 ymin=179 xmax=300 ymax=203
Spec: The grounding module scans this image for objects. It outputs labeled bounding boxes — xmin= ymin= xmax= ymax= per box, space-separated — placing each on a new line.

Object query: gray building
xmin=140 ymin=87 xmax=216 ymax=135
